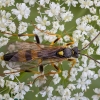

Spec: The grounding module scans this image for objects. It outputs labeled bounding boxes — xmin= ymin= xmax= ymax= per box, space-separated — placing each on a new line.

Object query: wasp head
xmin=58 ymin=47 xmax=79 ymax=58
xmin=72 ymin=47 xmax=78 ymax=58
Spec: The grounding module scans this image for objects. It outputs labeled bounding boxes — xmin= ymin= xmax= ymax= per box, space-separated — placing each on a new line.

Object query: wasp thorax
xmin=63 ymin=48 xmax=72 ymax=58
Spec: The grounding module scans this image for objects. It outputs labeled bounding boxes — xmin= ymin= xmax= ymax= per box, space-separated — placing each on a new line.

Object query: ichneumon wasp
xmin=0 ymin=26 xmax=100 ymax=86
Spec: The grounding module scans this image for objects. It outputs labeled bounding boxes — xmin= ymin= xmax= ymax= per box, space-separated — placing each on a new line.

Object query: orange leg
xmin=31 ymin=23 xmax=73 ymax=46
xmin=64 ymin=34 xmax=75 ymax=47
xmin=67 ymin=58 xmax=76 ymax=78
xmin=1 ymin=32 xmax=40 ymax=44
xmin=32 ymin=63 xmax=61 ymax=83
xmin=50 ymin=34 xmax=74 ymax=46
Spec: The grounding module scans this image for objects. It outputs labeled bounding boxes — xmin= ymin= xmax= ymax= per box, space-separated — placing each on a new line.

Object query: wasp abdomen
xmin=3 ymin=50 xmax=33 ymax=62
xmin=3 ymin=52 xmax=18 ymax=61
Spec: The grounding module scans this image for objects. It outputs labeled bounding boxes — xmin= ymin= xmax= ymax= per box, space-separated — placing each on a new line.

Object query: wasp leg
xmin=39 ymin=65 xmax=44 ymax=73
xmin=23 ymin=69 xmax=40 ymax=74
xmin=68 ymin=58 xmax=76 ymax=66
xmin=18 ymin=34 xmax=40 ymax=44
xmin=50 ymin=35 xmax=61 ymax=46
xmin=51 ymin=63 xmax=61 ymax=73
xmin=32 ymin=23 xmax=75 ymax=46
xmin=33 ymin=63 xmax=61 ymax=84
xmin=67 ymin=58 xmax=76 ymax=77
xmin=2 ymin=32 xmax=40 ymax=44
xmin=22 ymin=61 xmax=43 ymax=74
xmin=3 ymin=69 xmax=41 ymax=76
xmin=50 ymin=34 xmax=75 ymax=46
xmin=64 ymin=34 xmax=75 ymax=47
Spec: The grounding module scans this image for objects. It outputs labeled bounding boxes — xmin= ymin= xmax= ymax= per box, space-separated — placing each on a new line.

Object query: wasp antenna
xmin=79 ymin=32 xmax=100 ymax=51
xmin=79 ymin=53 xmax=100 ymax=65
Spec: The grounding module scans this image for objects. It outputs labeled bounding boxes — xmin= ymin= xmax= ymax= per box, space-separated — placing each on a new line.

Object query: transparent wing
xmin=7 ymin=42 xmax=44 ymax=52
xmin=7 ymin=41 xmax=62 ymax=53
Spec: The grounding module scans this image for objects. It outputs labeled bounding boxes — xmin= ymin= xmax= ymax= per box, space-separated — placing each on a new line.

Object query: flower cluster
xmin=0 ymin=0 xmax=100 ymax=100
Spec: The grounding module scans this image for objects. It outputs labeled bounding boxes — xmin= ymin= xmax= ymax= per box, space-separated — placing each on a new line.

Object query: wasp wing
xmin=5 ymin=41 xmax=67 ymax=74
xmin=7 ymin=42 xmax=45 ymax=52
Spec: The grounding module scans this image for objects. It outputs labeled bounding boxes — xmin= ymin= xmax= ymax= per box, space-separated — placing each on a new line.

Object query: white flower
xmin=62 ymin=88 xmax=71 ymax=99
xmin=45 ymin=2 xmax=60 ymax=17
xmin=49 ymin=28 xmax=57 ymax=34
xmin=35 ymin=16 xmax=50 ymax=30
xmin=13 ymin=82 xmax=30 ymax=99
xmin=97 ymin=20 xmax=100 ymax=26
xmin=56 ymin=85 xmax=64 ymax=95
xmin=6 ymin=80 xmax=17 ymax=89
xmin=91 ymin=15 xmax=99 ymax=21
xmin=69 ymin=76 xmax=76 ymax=82
xmin=92 ymin=88 xmax=100 ymax=100
xmin=14 ymin=93 xmax=24 ymax=99
xmin=1 ymin=0 xmax=15 ymax=7
xmin=82 ymin=40 xmax=89 ymax=48
xmin=39 ymin=86 xmax=54 ymax=97
xmin=64 ymin=0 xmax=78 ymax=7
xmin=77 ymin=77 xmax=91 ymax=91
xmin=23 ymin=0 xmax=36 ymax=6
xmin=67 ymin=84 xmax=76 ymax=91
xmin=89 ymin=7 xmax=96 ymax=14
xmin=88 ymin=60 xmax=96 ymax=69
xmin=94 ymin=0 xmax=100 ymax=7
xmin=0 ymin=76 xmax=5 ymax=88
xmin=71 ymin=92 xmax=89 ymax=100
xmin=62 ymin=70 xmax=68 ymax=79
xmin=18 ymin=22 xmax=28 ymax=34
xmin=82 ymin=14 xmax=92 ymax=23
xmin=19 ymin=35 xmax=29 ymax=41
xmin=52 ymin=74 xmax=61 ymax=85
xmin=0 ymin=10 xmax=12 ymax=32
xmin=39 ymin=0 xmax=50 ymax=6
xmin=87 ymin=47 xmax=94 ymax=55
xmin=76 ymin=18 xmax=81 ymax=25
xmin=0 ymin=94 xmax=3 ymax=100
xmin=98 ymin=69 xmax=100 ymax=77
xmin=8 ymin=22 xmax=16 ymax=33
xmin=47 ymin=96 xmax=61 ymax=100
xmin=57 ymin=38 xmax=64 ymax=44
xmin=0 ymin=37 xmax=9 ymax=48
xmin=96 ymin=46 xmax=100 ymax=55
xmin=44 ymin=35 xmax=57 ymax=42
xmin=33 ymin=28 xmax=44 ymax=36
xmin=93 ymin=74 xmax=98 ymax=80
xmin=4 ymin=62 xmax=20 ymax=80
xmin=97 ymin=60 xmax=100 ymax=67
xmin=63 ymin=35 xmax=70 ymax=42
xmin=61 ymin=11 xmax=73 ymax=22
xmin=80 ymin=59 xmax=96 ymax=79
xmin=7 ymin=44 xmax=16 ymax=52
xmin=81 ymin=55 xmax=88 ymax=64
xmin=32 ymin=73 xmax=47 ymax=87
xmin=76 ymin=22 xmax=91 ymax=33
xmin=11 ymin=3 xmax=30 ymax=21
xmin=3 ymin=94 xmax=13 ymax=100
xmin=81 ymin=69 xmax=95 ymax=79
xmin=70 ymin=67 xmax=78 ymax=77
xmin=0 ymin=52 xmax=6 ymax=67
xmin=79 ymin=0 xmax=93 ymax=9
xmin=59 ymin=24 xmax=64 ymax=31
xmin=90 ymin=31 xmax=100 ymax=46
xmin=1 ymin=61 xmax=6 ymax=68
xmin=52 ymin=21 xmax=59 ymax=29
xmin=57 ymin=86 xmax=71 ymax=99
